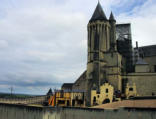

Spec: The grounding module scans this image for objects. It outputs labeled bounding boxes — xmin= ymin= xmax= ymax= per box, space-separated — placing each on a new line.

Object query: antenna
xmin=9 ymin=86 xmax=13 ymax=95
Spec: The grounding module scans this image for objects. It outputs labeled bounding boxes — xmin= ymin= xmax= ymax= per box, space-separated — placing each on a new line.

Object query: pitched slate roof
xmin=47 ymin=88 xmax=53 ymax=95
xmin=61 ymin=83 xmax=73 ymax=90
xmin=90 ymin=2 xmax=107 ymax=22
xmin=137 ymin=45 xmax=156 ymax=57
xmin=55 ymin=89 xmax=85 ymax=93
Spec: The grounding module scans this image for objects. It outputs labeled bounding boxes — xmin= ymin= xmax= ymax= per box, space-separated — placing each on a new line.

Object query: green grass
xmin=0 ymin=93 xmax=37 ymax=99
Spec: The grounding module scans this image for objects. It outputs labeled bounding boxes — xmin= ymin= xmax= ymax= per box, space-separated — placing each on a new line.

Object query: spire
xmin=109 ymin=11 xmax=116 ymax=21
xmin=90 ymin=2 xmax=107 ymax=22
xmin=47 ymin=88 xmax=53 ymax=95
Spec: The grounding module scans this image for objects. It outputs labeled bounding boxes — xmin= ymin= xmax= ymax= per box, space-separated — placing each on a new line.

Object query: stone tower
xmin=86 ymin=2 xmax=122 ymax=106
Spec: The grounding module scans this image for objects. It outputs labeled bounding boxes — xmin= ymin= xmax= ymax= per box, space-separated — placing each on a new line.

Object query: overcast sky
xmin=0 ymin=0 xmax=156 ymax=95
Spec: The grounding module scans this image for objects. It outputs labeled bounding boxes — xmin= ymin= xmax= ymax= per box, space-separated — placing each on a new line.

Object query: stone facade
xmin=85 ymin=3 xmax=122 ymax=106
xmin=91 ymin=83 xmax=114 ymax=106
xmin=48 ymin=90 xmax=85 ymax=107
xmin=125 ymin=83 xmax=137 ymax=99
xmin=123 ymin=73 xmax=156 ymax=96
xmin=62 ymin=2 xmax=156 ymax=106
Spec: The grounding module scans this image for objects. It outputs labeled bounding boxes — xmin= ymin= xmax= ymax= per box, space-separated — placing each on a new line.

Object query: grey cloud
xmin=0 ymin=0 xmax=155 ymax=94
xmin=117 ymin=0 xmax=156 ymax=46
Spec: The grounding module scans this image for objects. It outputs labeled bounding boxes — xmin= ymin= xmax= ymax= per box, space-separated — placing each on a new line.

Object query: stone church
xmin=62 ymin=2 xmax=156 ymax=106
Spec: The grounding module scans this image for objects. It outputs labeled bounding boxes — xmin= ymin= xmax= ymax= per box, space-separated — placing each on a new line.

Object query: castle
xmin=62 ymin=2 xmax=156 ymax=106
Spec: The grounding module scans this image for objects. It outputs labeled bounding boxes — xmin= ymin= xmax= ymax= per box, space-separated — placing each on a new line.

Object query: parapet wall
xmin=0 ymin=103 xmax=156 ymax=119
xmin=0 ymin=95 xmax=47 ymax=104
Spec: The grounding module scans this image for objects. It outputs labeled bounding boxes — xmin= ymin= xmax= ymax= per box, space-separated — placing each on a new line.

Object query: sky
xmin=0 ymin=0 xmax=156 ymax=95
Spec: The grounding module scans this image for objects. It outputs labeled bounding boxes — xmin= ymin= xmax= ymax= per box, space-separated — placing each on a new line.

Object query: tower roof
xmin=109 ymin=11 xmax=116 ymax=21
xmin=47 ymin=88 xmax=53 ymax=95
xmin=90 ymin=2 xmax=107 ymax=22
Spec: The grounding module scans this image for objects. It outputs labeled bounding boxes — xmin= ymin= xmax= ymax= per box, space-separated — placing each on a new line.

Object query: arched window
xmin=103 ymin=99 xmax=110 ymax=104
xmin=93 ymin=96 xmax=96 ymax=103
xmin=106 ymin=88 xmax=109 ymax=93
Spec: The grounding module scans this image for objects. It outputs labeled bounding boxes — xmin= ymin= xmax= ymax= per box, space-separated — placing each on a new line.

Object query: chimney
xmin=136 ymin=41 xmax=138 ymax=49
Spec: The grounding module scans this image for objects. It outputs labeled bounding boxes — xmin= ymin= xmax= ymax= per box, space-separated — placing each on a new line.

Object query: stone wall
xmin=0 ymin=103 xmax=156 ymax=119
xmin=135 ymin=64 xmax=150 ymax=73
xmin=123 ymin=73 xmax=156 ymax=96
xmin=0 ymin=103 xmax=44 ymax=119
xmin=72 ymin=71 xmax=87 ymax=91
